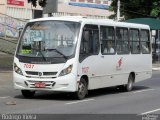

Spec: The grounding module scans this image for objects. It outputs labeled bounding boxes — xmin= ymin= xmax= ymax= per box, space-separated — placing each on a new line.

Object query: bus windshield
xmin=17 ymin=21 xmax=80 ymax=60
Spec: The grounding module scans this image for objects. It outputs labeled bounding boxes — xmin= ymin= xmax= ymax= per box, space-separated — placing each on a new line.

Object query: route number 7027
xmin=24 ymin=64 xmax=34 ymax=69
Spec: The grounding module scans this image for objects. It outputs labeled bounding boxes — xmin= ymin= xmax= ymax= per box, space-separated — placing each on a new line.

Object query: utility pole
xmin=158 ymin=30 xmax=160 ymax=67
xmin=31 ymin=3 xmax=34 ymax=19
xmin=117 ymin=0 xmax=120 ymax=21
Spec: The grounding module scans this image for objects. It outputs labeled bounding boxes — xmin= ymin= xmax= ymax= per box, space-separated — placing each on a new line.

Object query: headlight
xmin=59 ymin=65 xmax=73 ymax=76
xmin=14 ymin=63 xmax=23 ymax=75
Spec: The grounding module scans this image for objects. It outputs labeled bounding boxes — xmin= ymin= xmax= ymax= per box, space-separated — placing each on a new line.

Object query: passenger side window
xmin=116 ymin=27 xmax=129 ymax=54
xmin=100 ymin=26 xmax=115 ymax=54
xmin=141 ymin=30 xmax=150 ymax=54
xmin=130 ymin=29 xmax=140 ymax=54
xmin=79 ymin=25 xmax=99 ymax=62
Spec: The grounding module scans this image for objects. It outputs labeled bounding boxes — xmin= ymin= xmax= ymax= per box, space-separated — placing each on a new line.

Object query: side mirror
xmin=151 ymin=30 xmax=156 ymax=36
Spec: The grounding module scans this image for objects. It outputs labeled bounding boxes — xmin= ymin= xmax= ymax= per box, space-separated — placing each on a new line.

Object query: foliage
xmin=151 ymin=1 xmax=160 ymax=17
xmin=109 ymin=0 xmax=160 ymax=20
xmin=27 ymin=0 xmax=47 ymax=7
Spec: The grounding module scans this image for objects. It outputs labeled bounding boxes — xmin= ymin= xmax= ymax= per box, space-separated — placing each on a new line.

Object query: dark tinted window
xmin=116 ymin=27 xmax=129 ymax=54
xmin=79 ymin=24 xmax=99 ymax=62
xmin=100 ymin=26 xmax=115 ymax=54
xmin=130 ymin=29 xmax=140 ymax=54
xmin=141 ymin=30 xmax=150 ymax=54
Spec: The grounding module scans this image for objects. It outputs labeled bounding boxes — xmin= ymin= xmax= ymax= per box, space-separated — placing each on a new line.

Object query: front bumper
xmin=13 ymin=72 xmax=77 ymax=92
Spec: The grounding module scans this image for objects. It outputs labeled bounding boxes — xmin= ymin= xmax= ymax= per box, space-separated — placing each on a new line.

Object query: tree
xmin=151 ymin=1 xmax=160 ymax=17
xmin=109 ymin=0 xmax=160 ymax=20
xmin=27 ymin=0 xmax=47 ymax=7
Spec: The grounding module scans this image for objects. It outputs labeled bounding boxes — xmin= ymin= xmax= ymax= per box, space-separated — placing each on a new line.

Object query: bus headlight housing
xmin=59 ymin=65 xmax=73 ymax=76
xmin=14 ymin=63 xmax=23 ymax=75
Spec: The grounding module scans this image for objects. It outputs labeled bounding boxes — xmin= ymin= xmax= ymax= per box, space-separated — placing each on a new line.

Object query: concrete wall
xmin=0 ymin=0 xmax=42 ymax=20
xmin=0 ymin=13 xmax=26 ymax=38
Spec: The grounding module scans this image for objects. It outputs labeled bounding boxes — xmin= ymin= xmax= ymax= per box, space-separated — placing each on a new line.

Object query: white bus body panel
xmin=77 ymin=19 xmax=152 ymax=90
xmin=78 ymin=54 xmax=152 ymax=90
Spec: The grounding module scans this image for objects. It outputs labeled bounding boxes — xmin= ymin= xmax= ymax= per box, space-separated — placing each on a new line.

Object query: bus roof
xmin=29 ymin=16 xmax=150 ymax=29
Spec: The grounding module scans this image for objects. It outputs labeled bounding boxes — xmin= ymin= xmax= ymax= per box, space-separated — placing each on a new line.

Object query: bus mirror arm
xmin=19 ymin=28 xmax=23 ymax=38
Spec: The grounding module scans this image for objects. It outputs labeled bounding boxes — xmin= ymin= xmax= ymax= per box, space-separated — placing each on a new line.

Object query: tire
xmin=125 ymin=74 xmax=134 ymax=92
xmin=21 ymin=90 xmax=35 ymax=98
xmin=75 ymin=78 xmax=88 ymax=100
xmin=117 ymin=85 xmax=125 ymax=91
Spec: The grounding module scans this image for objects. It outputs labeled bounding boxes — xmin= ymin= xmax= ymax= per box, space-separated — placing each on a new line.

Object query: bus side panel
xmin=129 ymin=54 xmax=152 ymax=83
xmin=78 ymin=55 xmax=104 ymax=90
xmin=97 ymin=55 xmax=129 ymax=89
xmin=78 ymin=55 xmax=129 ymax=90
xmin=78 ymin=53 xmax=152 ymax=90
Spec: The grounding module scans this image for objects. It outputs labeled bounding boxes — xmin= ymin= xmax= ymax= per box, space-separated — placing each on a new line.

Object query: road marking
xmin=140 ymin=108 xmax=160 ymax=115
xmin=0 ymin=96 xmax=10 ymax=99
xmin=65 ymin=99 xmax=94 ymax=105
xmin=133 ymin=89 xmax=154 ymax=94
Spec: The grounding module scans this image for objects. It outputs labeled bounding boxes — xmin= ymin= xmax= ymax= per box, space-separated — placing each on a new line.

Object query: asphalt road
xmin=0 ymin=71 xmax=160 ymax=119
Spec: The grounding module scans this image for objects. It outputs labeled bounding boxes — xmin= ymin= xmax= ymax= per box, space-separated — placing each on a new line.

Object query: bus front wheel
xmin=21 ymin=90 xmax=35 ymax=98
xmin=75 ymin=78 xmax=88 ymax=100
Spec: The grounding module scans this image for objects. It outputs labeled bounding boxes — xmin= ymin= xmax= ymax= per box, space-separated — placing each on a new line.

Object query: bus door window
xmin=80 ymin=30 xmax=89 ymax=53
xmin=79 ymin=24 xmax=99 ymax=62
xmin=130 ymin=29 xmax=140 ymax=54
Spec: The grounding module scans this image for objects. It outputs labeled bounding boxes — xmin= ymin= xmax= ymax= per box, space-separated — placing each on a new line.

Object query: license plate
xmin=35 ymin=82 xmax=46 ymax=88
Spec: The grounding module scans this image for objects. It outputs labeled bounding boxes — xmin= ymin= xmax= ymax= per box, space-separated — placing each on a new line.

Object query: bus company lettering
xmin=82 ymin=67 xmax=89 ymax=73
xmin=116 ymin=57 xmax=123 ymax=70
xmin=24 ymin=64 xmax=34 ymax=69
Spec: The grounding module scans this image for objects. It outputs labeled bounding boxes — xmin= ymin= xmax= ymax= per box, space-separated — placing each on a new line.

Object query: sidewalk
xmin=152 ymin=63 xmax=160 ymax=71
xmin=0 ymin=52 xmax=13 ymax=72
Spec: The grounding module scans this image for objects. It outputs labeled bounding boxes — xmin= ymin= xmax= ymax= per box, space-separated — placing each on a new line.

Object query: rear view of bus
xmin=13 ymin=18 xmax=81 ymax=98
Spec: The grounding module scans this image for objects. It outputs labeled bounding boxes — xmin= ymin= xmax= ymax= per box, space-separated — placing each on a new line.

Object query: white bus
xmin=13 ymin=16 xmax=152 ymax=99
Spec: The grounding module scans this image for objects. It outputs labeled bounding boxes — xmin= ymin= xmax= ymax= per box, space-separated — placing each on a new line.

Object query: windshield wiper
xmin=45 ymin=49 xmax=68 ymax=60
xmin=32 ymin=48 xmax=46 ymax=61
xmin=38 ymin=50 xmax=46 ymax=61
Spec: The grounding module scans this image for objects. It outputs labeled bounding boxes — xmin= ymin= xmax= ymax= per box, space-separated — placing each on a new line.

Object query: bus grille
xmin=25 ymin=71 xmax=57 ymax=76
xmin=43 ymin=72 xmax=57 ymax=76
xmin=26 ymin=71 xmax=38 ymax=75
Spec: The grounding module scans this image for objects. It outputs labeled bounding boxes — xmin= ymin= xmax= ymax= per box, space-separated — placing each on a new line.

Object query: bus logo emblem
xmin=38 ymin=72 xmax=42 ymax=76
xmin=118 ymin=58 xmax=123 ymax=67
xmin=116 ymin=57 xmax=123 ymax=70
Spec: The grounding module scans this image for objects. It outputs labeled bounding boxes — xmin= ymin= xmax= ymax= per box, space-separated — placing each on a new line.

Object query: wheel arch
xmin=80 ymin=75 xmax=89 ymax=86
xmin=129 ymin=72 xmax=135 ymax=83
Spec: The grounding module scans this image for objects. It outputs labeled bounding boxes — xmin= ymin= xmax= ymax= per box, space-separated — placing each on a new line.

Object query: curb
xmin=152 ymin=68 xmax=160 ymax=71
